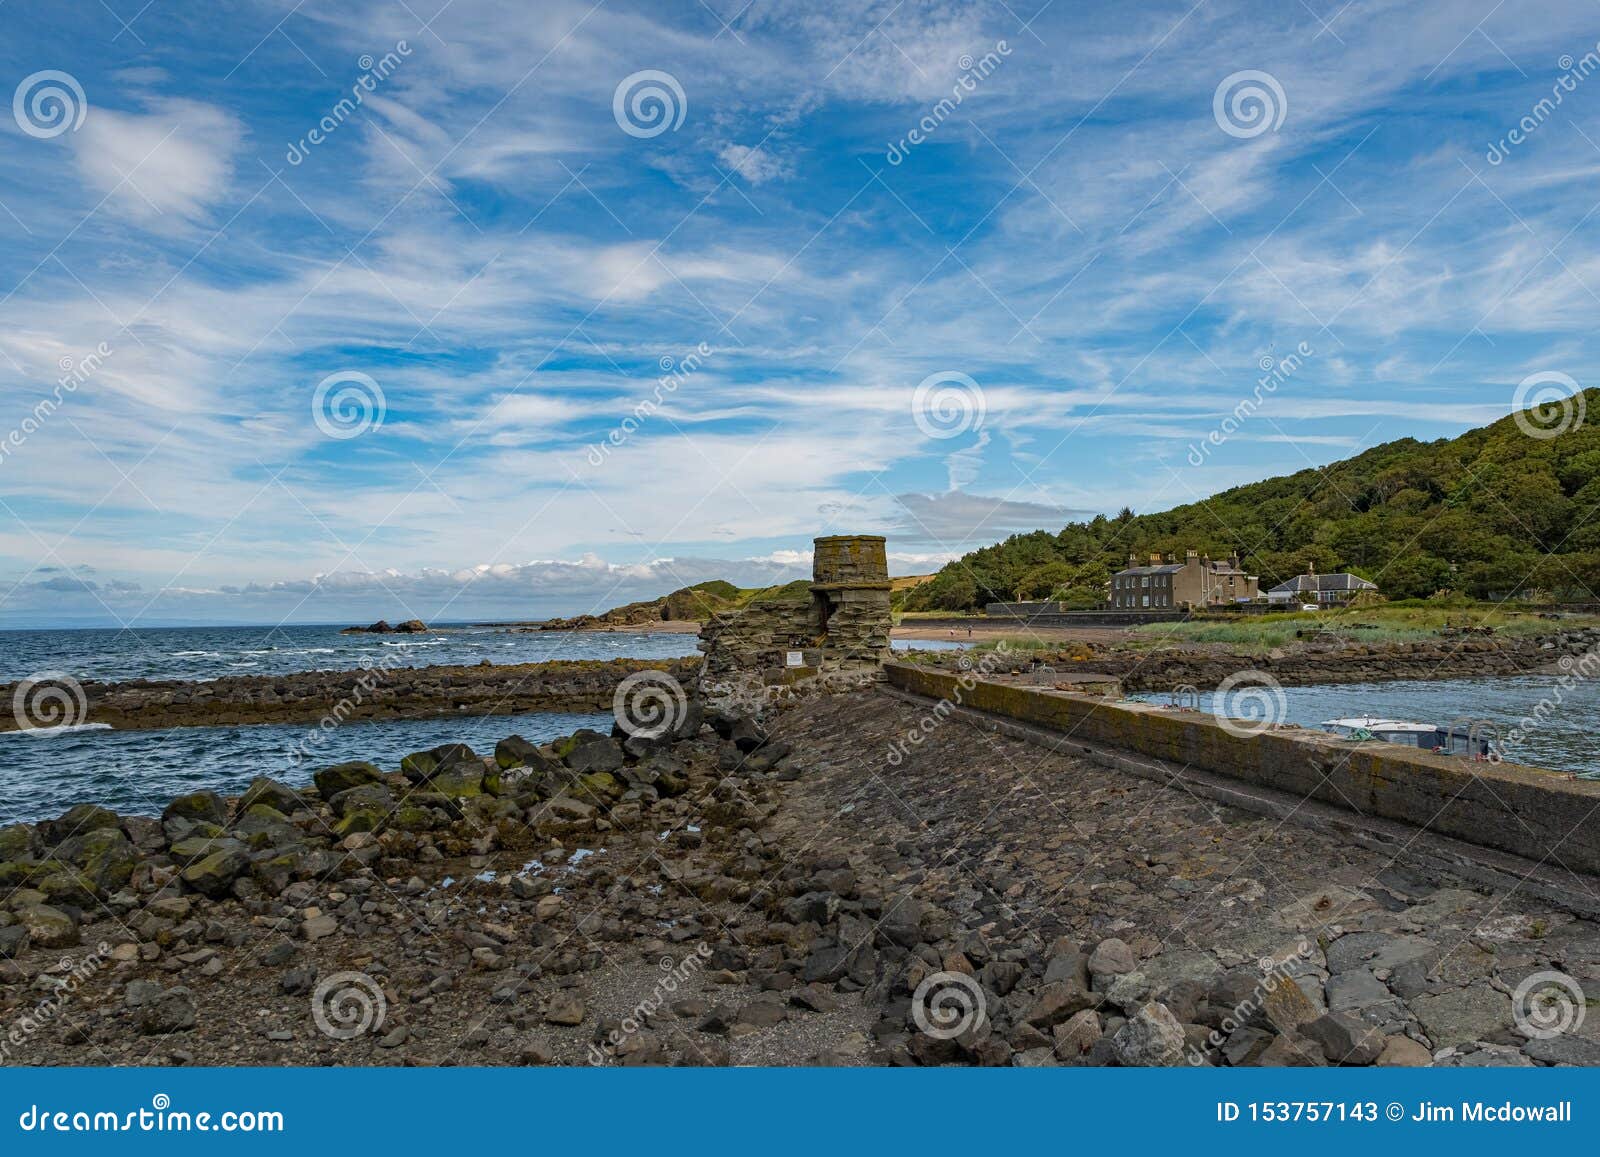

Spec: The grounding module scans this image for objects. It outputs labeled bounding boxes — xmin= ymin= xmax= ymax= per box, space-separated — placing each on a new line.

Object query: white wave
xmin=6 ymin=722 xmax=113 ymax=737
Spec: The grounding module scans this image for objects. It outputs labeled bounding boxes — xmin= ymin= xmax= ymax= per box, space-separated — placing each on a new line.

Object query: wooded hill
xmin=903 ymin=390 xmax=1600 ymax=611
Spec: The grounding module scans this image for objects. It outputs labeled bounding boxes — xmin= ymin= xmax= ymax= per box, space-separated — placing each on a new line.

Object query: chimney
xmin=1308 ymin=561 xmax=1316 ymax=576
xmin=1127 ymin=551 xmax=1138 ymax=569
xmin=1149 ymin=552 xmax=1161 ymax=565
xmin=1164 ymin=552 xmax=1175 ymax=564
xmin=1229 ymin=553 xmax=1241 ymax=571
xmin=1185 ymin=549 xmax=1198 ymax=564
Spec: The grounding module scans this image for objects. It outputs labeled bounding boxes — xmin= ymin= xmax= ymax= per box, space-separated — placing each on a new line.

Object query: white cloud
xmin=70 ymin=97 xmax=241 ymax=224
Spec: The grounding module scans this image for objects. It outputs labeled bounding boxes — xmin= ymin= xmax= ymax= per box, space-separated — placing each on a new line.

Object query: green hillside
xmin=904 ymin=390 xmax=1600 ymax=611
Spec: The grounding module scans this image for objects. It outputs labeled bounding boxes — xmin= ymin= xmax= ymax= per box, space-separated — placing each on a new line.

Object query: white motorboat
xmin=1318 ymin=716 xmax=1486 ymax=757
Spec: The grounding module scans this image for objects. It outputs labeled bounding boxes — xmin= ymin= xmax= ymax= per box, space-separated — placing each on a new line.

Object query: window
xmin=1140 ymin=576 xmax=1149 ymax=587
xmin=1142 ymin=595 xmax=1149 ymax=607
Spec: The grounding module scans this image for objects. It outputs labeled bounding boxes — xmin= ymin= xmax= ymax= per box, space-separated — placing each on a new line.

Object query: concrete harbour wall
xmin=883 ymin=662 xmax=1600 ymax=878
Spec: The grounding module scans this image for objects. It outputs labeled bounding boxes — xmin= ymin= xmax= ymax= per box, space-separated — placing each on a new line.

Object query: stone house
xmin=1109 ymin=550 xmax=1259 ymax=609
xmin=1265 ymin=565 xmax=1379 ymax=606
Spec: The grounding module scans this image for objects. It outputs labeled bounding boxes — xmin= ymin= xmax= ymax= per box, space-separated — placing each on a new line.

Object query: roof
xmin=1115 ymin=564 xmax=1185 ymax=576
xmin=1267 ymin=572 xmax=1379 ymax=594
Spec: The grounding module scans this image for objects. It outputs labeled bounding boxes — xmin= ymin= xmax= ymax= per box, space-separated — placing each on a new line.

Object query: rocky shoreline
xmin=2 ymin=685 xmax=1595 ymax=1067
xmin=917 ymin=628 xmax=1600 ymax=691
xmin=0 ymin=657 xmax=699 ymax=732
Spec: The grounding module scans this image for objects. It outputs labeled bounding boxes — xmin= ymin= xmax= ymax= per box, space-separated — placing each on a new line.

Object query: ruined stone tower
xmin=808 ymin=535 xmax=892 ymax=668
xmin=697 ymin=534 xmax=893 ymax=704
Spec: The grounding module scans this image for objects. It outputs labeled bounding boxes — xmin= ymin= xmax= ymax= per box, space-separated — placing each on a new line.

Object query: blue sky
xmin=1 ymin=0 xmax=1597 ymax=626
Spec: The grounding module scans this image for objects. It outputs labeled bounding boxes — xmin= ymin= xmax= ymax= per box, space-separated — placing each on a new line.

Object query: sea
xmin=0 ymin=624 xmax=960 ymax=823
xmin=1128 ymin=675 xmax=1600 ymax=779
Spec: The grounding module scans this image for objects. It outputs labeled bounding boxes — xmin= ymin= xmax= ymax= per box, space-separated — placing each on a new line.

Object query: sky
xmin=1 ymin=0 xmax=1597 ymax=626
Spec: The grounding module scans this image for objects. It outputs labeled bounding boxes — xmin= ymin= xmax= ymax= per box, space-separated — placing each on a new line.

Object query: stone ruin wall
xmin=697 ymin=535 xmax=893 ymax=710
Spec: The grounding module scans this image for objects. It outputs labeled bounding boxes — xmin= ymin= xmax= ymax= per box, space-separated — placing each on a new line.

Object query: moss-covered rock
xmin=180 ymin=847 xmax=250 ymax=899
xmin=427 ymin=762 xmax=484 ymax=798
xmin=17 ymin=903 xmax=79 ymax=948
xmin=35 ymin=869 xmax=99 ymax=908
xmin=0 ymin=823 xmax=42 ymax=863
xmin=239 ymin=777 xmax=310 ymax=815
xmin=162 ymin=790 xmax=229 ymax=831
xmin=494 ymin=735 xmax=557 ymax=771
xmin=400 ymin=743 xmax=478 ymax=784
xmin=38 ymin=803 xmax=121 ymax=847
xmin=313 ymin=760 xmax=383 ymax=798
xmin=54 ymin=827 xmax=139 ymax=893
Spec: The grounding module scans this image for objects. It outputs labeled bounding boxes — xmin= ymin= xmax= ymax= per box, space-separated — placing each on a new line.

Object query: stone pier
xmin=697 ymin=534 xmax=893 ymax=708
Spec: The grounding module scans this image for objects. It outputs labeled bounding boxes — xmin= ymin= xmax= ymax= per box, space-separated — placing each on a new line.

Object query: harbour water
xmin=1129 ymin=675 xmax=1600 ymax=778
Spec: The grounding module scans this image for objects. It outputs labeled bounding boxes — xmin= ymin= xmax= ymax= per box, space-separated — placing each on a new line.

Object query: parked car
xmin=1300 ymin=603 xmax=1319 ymax=611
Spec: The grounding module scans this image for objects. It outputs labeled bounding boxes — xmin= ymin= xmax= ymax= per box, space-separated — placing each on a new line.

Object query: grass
xmin=1126 ymin=603 xmax=1600 ymax=652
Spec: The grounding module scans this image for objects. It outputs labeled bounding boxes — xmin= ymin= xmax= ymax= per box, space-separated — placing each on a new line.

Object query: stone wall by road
xmin=884 ymin=662 xmax=1600 ymax=879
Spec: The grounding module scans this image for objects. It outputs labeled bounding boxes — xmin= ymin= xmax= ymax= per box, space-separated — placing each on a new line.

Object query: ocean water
xmin=0 ymin=710 xmax=611 ymax=825
xmin=0 ymin=623 xmax=703 ymax=685
xmin=1129 ymin=675 xmax=1600 ymax=777
xmin=0 ymin=624 xmax=958 ymax=685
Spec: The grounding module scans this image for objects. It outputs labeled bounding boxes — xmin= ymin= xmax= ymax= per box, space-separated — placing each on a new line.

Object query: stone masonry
xmin=697 ymin=535 xmax=893 ymax=707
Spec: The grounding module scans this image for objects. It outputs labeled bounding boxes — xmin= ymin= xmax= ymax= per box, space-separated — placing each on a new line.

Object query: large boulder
xmin=17 ymin=903 xmax=79 ymax=948
xmin=180 ymin=847 xmax=251 ymax=899
xmin=401 ymin=743 xmax=477 ymax=785
xmin=162 ymin=790 xmax=229 ymax=833
xmin=494 ymin=735 xmax=558 ymax=772
xmin=329 ymin=783 xmax=395 ymax=837
xmin=563 ymin=737 xmax=625 ymax=774
xmin=313 ymin=760 xmax=383 ymax=799
xmin=37 ymin=803 xmax=120 ymax=847
xmin=239 ymin=777 xmax=310 ymax=815
xmin=53 ymin=826 xmax=140 ymax=893
xmin=1110 ymin=1002 xmax=1187 ymax=1066
xmin=0 ymin=823 xmax=42 ymax=862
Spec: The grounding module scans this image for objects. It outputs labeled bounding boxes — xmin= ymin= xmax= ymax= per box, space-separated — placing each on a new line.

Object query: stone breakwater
xmin=0 ymin=657 xmax=701 ymax=732
xmin=927 ymin=628 xmax=1600 ymax=691
xmin=0 ymin=687 xmax=1596 ymax=1067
